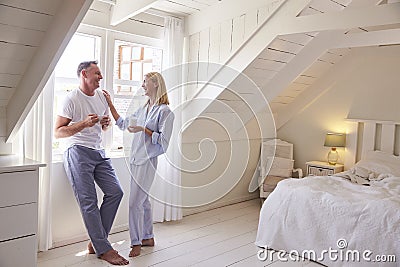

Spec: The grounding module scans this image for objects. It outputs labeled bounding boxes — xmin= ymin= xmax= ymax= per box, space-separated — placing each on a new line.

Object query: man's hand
xmin=55 ymin=114 xmax=99 ymax=139
xmin=84 ymin=114 xmax=99 ymax=128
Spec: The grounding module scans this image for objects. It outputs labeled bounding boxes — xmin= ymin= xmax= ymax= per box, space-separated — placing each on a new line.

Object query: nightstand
xmin=306 ymin=161 xmax=344 ymax=176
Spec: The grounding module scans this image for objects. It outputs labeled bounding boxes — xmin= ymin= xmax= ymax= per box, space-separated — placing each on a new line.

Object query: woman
xmin=103 ymin=72 xmax=174 ymax=257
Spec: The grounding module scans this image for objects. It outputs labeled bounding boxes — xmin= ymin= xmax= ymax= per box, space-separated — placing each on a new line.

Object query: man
xmin=54 ymin=61 xmax=129 ymax=265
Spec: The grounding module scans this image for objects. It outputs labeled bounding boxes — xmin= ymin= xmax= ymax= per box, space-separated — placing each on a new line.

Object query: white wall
xmin=277 ymin=46 xmax=400 ymax=172
xmin=180 ymin=106 xmax=266 ymax=214
xmin=181 ymin=139 xmax=260 ymax=215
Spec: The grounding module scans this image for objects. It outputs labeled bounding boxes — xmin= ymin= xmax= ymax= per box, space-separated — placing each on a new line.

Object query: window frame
xmin=110 ymin=39 xmax=163 ymax=154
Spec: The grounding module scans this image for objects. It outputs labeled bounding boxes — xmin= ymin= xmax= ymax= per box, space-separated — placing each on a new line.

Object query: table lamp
xmin=324 ymin=133 xmax=346 ymax=165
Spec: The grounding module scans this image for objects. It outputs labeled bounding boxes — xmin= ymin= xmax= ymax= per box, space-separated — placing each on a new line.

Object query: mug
xmin=129 ymin=116 xmax=138 ymax=127
xmin=98 ymin=115 xmax=105 ymax=123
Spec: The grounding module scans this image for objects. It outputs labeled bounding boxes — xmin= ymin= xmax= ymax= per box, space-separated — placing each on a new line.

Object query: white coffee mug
xmin=129 ymin=116 xmax=137 ymax=127
xmin=98 ymin=115 xmax=105 ymax=123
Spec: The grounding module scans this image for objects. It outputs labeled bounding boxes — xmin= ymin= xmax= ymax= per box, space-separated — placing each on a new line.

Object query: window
xmin=52 ymin=33 xmax=101 ymax=157
xmin=111 ymin=40 xmax=162 ymax=151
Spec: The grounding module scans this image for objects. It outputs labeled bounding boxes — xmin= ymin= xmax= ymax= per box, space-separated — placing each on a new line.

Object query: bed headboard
xmin=345 ymin=119 xmax=400 ymax=169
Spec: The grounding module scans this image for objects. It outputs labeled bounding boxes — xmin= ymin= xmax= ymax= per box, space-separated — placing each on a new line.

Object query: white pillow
xmin=264 ymin=156 xmax=294 ymax=178
xmin=355 ymin=150 xmax=400 ymax=176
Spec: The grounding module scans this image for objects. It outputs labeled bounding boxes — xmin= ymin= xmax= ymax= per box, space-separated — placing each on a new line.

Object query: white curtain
xmin=151 ymin=16 xmax=184 ymax=222
xmin=23 ymin=74 xmax=54 ymax=251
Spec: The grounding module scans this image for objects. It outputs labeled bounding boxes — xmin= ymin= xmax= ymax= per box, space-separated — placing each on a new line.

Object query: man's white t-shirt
xmin=58 ymin=88 xmax=109 ymax=150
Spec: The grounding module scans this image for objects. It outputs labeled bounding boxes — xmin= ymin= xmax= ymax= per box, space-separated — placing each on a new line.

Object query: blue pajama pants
xmin=64 ymin=145 xmax=124 ymax=256
xmin=129 ymin=157 xmax=157 ymax=246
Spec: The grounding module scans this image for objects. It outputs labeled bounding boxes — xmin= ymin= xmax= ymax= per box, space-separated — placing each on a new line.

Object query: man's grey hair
xmin=77 ymin=60 xmax=98 ymax=77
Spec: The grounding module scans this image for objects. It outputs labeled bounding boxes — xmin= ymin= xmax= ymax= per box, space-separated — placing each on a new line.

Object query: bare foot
xmin=141 ymin=238 xmax=155 ymax=247
xmin=88 ymin=242 xmax=95 ymax=254
xmin=100 ymin=249 xmax=129 ymax=265
xmin=129 ymin=245 xmax=141 ymax=257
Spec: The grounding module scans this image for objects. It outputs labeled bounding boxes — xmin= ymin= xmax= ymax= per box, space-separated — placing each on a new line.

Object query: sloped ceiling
xmin=0 ymin=0 xmax=219 ymax=145
xmin=0 ymin=0 xmax=93 ymax=142
xmin=183 ymin=0 xmax=400 ymax=135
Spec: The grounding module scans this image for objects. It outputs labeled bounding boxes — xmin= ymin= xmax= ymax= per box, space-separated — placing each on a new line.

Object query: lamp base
xmin=327 ymin=148 xmax=339 ymax=165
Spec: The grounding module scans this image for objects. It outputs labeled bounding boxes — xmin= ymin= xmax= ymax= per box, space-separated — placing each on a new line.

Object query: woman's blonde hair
xmin=145 ymin=72 xmax=169 ymax=105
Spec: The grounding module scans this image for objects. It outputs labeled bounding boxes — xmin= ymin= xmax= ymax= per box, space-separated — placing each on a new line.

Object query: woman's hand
xmin=102 ymin=90 xmax=112 ymax=106
xmin=128 ymin=126 xmax=145 ymax=133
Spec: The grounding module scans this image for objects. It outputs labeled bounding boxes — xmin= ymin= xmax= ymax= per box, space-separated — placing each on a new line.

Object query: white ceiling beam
xmin=233 ymin=30 xmax=343 ymax=131
xmin=275 ymin=52 xmax=361 ymax=130
xmin=281 ymin=2 xmax=400 ymax=35
xmin=110 ymin=0 xmax=159 ymax=26
xmin=145 ymin=8 xmax=182 ymax=19
xmin=6 ymin=0 xmax=93 ymax=142
xmin=263 ymin=31 xmax=342 ymax=101
xmin=334 ymin=28 xmax=400 ymax=48
xmin=81 ymin=7 xmax=164 ymax=40
xmin=98 ymin=0 xmax=116 ymax=5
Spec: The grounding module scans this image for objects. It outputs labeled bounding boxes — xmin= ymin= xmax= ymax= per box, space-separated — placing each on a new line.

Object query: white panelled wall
xmin=185 ymin=0 xmax=283 ymax=100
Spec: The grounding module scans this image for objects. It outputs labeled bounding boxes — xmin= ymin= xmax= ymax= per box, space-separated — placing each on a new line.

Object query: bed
xmin=255 ymin=120 xmax=400 ymax=266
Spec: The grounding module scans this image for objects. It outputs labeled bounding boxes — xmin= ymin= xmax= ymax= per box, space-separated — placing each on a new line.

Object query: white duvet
xmin=255 ymin=175 xmax=400 ymax=266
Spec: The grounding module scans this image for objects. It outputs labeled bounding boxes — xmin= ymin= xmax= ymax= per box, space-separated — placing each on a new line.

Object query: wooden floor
xmin=38 ymin=199 xmax=321 ymax=267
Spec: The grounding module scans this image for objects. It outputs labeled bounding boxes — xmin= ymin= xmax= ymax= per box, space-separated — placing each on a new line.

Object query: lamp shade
xmin=324 ymin=133 xmax=346 ymax=148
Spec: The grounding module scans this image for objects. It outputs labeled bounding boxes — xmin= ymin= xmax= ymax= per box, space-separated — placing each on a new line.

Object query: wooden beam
xmin=234 ymin=30 xmax=343 ymax=130
xmin=6 ymin=0 xmax=93 ymax=142
xmin=110 ymin=0 xmax=158 ymax=26
xmin=275 ymin=51 xmax=361 ymax=130
xmin=81 ymin=7 xmax=164 ymax=40
xmin=334 ymin=28 xmax=400 ymax=48
xmin=281 ymin=2 xmax=400 ymax=35
xmin=264 ymin=31 xmax=342 ymax=101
